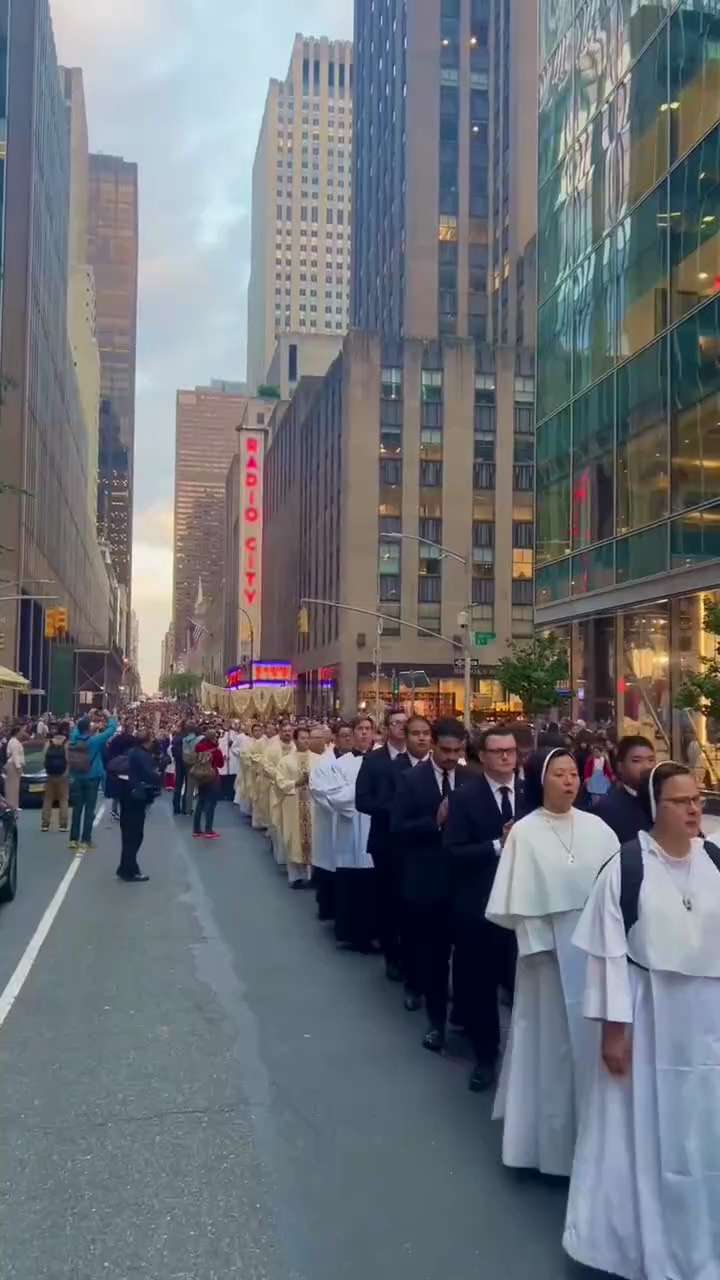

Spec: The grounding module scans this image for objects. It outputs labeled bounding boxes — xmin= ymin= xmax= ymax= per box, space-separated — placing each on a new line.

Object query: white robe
xmin=564 ymin=835 xmax=720 ymax=1280
xmin=486 ymin=806 xmax=619 ymax=1175
xmin=325 ymin=752 xmax=373 ymax=870
xmin=308 ymin=749 xmax=339 ymax=872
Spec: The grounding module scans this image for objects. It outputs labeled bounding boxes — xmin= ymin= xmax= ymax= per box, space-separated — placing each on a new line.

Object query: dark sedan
xmin=0 ymin=794 xmax=18 ymax=902
xmin=20 ymin=741 xmax=48 ymax=808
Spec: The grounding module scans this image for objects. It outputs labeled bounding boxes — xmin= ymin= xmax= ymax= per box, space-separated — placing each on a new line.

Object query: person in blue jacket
xmin=67 ymin=711 xmax=118 ymax=851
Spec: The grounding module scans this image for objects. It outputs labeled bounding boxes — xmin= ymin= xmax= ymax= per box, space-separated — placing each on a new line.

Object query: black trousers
xmin=452 ymin=912 xmax=517 ymax=1066
xmin=118 ymin=796 xmax=147 ymax=878
xmin=403 ymin=900 xmax=452 ymax=1032
xmin=313 ymin=867 xmax=335 ymax=921
xmin=334 ymin=867 xmax=377 ymax=950
xmin=220 ymin=774 xmax=235 ymax=801
xmin=173 ymin=761 xmax=185 ymax=814
xmin=372 ymin=847 xmax=402 ymax=970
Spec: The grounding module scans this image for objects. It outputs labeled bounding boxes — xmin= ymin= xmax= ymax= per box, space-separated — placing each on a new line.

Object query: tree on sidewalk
xmin=496 ymin=632 xmax=569 ymax=727
xmin=674 ymin=600 xmax=720 ymax=724
xmin=159 ymin=672 xmax=202 ymax=701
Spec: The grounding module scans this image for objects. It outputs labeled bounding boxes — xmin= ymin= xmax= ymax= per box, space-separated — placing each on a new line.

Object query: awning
xmin=0 ymin=665 xmax=30 ymax=690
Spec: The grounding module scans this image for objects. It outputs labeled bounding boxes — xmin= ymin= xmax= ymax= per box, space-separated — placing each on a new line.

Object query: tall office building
xmin=534 ymin=0 xmax=720 ymax=777
xmin=246 ymin=34 xmax=354 ymax=393
xmin=0 ymin=0 xmax=111 ymax=712
xmin=61 ymin=67 xmax=101 ymax=525
xmin=87 ymin=152 xmax=139 ymax=595
xmin=172 ymin=383 xmax=248 ymax=659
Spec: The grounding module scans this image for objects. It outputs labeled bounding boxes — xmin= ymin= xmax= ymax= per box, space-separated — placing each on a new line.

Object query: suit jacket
xmin=594 ymin=784 xmax=648 ymax=844
xmin=444 ymin=774 xmax=523 ymax=920
xmin=355 ymin=746 xmax=411 ymax=859
xmin=391 ymin=759 xmax=469 ymax=906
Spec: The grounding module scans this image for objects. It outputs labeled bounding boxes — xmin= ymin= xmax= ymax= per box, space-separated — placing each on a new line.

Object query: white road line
xmin=0 ymin=854 xmax=84 ymax=1030
xmin=93 ymin=801 xmax=107 ymax=829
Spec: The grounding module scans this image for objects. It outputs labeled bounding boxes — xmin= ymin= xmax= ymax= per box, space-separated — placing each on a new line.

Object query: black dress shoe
xmin=468 ymin=1062 xmax=496 ymax=1093
xmin=422 ymin=1028 xmax=445 ymax=1054
xmin=129 ymin=872 xmax=150 ymax=883
xmin=404 ymin=993 xmax=423 ymax=1012
xmin=291 ymin=880 xmax=305 ymax=890
xmin=385 ymin=963 xmax=403 ymax=983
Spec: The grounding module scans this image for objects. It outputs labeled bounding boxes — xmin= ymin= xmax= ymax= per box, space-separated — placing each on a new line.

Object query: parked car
xmin=20 ymin=739 xmax=48 ymax=808
xmin=0 ymin=794 xmax=18 ymax=902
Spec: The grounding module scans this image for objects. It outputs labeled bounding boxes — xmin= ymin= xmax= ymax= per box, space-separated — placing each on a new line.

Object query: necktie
xmin=441 ymin=770 xmax=451 ymax=800
xmin=499 ymin=785 xmax=513 ymax=824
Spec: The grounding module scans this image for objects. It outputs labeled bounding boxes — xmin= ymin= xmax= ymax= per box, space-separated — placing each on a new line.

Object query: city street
xmin=0 ymin=797 xmax=604 ymax=1280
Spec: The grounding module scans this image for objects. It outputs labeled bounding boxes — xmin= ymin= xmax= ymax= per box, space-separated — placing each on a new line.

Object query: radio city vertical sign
xmin=240 ymin=431 xmax=264 ymax=649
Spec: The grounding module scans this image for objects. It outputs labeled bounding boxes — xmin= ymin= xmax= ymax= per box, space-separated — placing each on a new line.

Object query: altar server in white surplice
xmin=486 ymin=746 xmax=618 ymax=1176
xmin=564 ymin=761 xmax=720 ymax=1280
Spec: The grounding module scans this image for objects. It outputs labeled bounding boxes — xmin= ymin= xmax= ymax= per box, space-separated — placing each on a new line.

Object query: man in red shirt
xmin=192 ymin=728 xmax=224 ymax=840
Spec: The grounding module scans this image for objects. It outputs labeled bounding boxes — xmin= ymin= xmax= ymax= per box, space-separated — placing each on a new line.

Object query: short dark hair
xmin=638 ymin=761 xmax=692 ymax=823
xmin=293 ymin=725 xmax=308 ymax=742
xmin=476 ymin=725 xmax=517 ymax=753
xmin=384 ymin=706 xmax=407 ymax=728
xmin=335 ymin=721 xmax=353 ymax=734
xmin=352 ymin=714 xmax=374 ymax=731
xmin=616 ymin=734 xmax=654 ymax=765
xmin=406 ymin=715 xmax=432 ymax=732
xmin=432 ymin=718 xmax=466 ymax=744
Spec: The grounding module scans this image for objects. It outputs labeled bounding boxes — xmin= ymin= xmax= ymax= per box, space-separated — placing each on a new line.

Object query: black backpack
xmin=617 ymin=837 xmax=720 ymax=935
xmin=45 ymin=742 xmax=67 ymax=777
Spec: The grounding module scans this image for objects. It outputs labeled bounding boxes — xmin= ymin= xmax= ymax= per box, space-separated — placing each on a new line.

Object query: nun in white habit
xmin=486 ymin=746 xmax=618 ymax=1176
xmin=564 ymin=762 xmax=720 ymax=1280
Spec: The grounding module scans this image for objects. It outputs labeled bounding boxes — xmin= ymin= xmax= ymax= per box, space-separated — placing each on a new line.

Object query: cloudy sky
xmin=51 ymin=0 xmax=353 ymax=690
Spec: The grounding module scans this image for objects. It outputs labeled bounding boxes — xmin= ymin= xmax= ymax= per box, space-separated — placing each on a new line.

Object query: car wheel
xmin=0 ymin=836 xmax=17 ymax=903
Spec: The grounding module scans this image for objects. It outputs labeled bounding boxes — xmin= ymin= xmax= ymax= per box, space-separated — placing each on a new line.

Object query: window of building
xmin=571 ymin=542 xmax=615 ymax=596
xmin=418 ymin=576 xmax=442 ymax=604
xmin=573 ymin=236 xmax=616 ymax=394
xmin=380 ymin=458 xmax=402 ymax=487
xmin=538 ymin=30 xmax=573 ymax=185
xmin=617 ymin=339 xmax=670 ymax=534
xmin=617 ymin=181 xmax=669 ymax=359
xmin=670 ymin=125 xmax=720 ymax=325
xmin=420 ymin=460 xmax=443 ymax=487
xmin=421 ymin=371 xmax=443 ymax=403
xmin=512 ymin=579 xmax=534 ymax=606
xmin=616 ymin=525 xmax=668 ymax=584
xmin=670 ymin=3 xmax=720 ymax=166
xmin=536 ymin=559 xmax=571 ymax=606
xmin=537 ymin=407 xmax=571 ymax=564
xmin=671 ymin=298 xmax=720 ymax=513
xmin=378 ymin=541 xmax=401 ymax=575
xmin=573 ymin=373 xmax=615 ymax=547
xmin=515 ymin=404 xmax=534 ymax=434
xmin=439 ymin=215 xmax=458 ymax=242
xmin=379 ymin=575 xmax=401 ymax=603
xmin=381 ymin=367 xmax=403 ymax=400
xmin=537 ymin=278 xmax=573 ymax=420
xmin=473 ymin=461 xmax=496 ymax=490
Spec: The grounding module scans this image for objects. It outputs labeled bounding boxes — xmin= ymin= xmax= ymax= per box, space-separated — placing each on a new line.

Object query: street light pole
xmin=385 ymin=532 xmax=474 ymax=731
xmin=237 ymin=606 xmax=255 ymax=688
xmin=373 ymin=618 xmax=383 ymax=719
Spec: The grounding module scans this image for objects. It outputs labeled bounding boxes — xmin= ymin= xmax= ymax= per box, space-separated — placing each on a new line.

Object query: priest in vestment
xmin=486 ymin=746 xmax=618 ymax=1175
xmin=308 ymin=724 xmax=353 ymax=922
xmin=247 ymin=727 xmax=269 ymax=829
xmin=565 ymin=762 xmax=720 ymax=1280
xmin=276 ymin=726 xmax=325 ymax=887
xmin=326 ymin=716 xmax=376 ymax=952
xmin=263 ymin=722 xmax=295 ymax=865
xmin=232 ymin=724 xmax=253 ymax=816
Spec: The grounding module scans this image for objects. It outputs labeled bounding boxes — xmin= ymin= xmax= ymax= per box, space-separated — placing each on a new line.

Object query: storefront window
xmin=669 ymin=124 xmax=720 ymax=324
xmin=617 ymin=339 xmax=669 ymax=533
xmin=572 ymin=373 xmax=615 ymax=546
xmin=537 ymin=407 xmax=571 ymax=564
xmin=671 ymin=297 xmax=720 ymax=513
xmin=669 ymin=1 xmax=720 ymax=166
xmin=621 ymin=605 xmax=671 ymax=757
xmin=673 ymin=591 xmax=720 ymax=791
xmin=616 ymin=180 xmax=668 ymax=359
xmin=574 ymin=616 xmax=616 ymax=724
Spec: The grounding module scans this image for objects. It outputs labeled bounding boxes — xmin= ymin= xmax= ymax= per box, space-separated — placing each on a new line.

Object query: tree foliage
xmin=496 ymin=632 xmax=570 ymax=718
xmin=674 ymin=601 xmax=720 ymax=722
xmin=159 ymin=671 xmax=202 ymax=699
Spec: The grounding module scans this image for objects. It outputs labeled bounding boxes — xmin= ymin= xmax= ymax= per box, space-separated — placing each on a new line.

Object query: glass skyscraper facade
xmin=535 ymin=0 xmax=720 ymax=780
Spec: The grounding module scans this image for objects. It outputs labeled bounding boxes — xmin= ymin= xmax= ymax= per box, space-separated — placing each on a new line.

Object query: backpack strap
xmin=619 ymin=838 xmax=644 ymax=937
xmin=703 ymin=840 xmax=720 ymax=874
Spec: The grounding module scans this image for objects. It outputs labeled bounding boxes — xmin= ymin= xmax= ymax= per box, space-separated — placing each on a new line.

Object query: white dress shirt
xmin=431 ymin=761 xmax=455 ymax=793
xmin=387 ymin=743 xmax=406 ymax=761
xmin=487 ymin=775 xmax=516 ymax=818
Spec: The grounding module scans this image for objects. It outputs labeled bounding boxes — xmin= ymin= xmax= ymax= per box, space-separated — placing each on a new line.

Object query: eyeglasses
xmin=483 ymin=746 xmax=517 ymax=756
xmin=660 ymin=796 xmax=705 ymax=811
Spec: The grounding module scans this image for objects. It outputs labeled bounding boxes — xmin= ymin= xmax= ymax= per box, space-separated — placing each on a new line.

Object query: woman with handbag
xmin=117 ymin=728 xmax=162 ymax=882
xmin=192 ymin=729 xmax=224 ymax=841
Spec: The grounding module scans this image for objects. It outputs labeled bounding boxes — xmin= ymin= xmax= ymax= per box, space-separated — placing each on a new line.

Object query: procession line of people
xmin=232 ymin=711 xmax=720 ymax=1280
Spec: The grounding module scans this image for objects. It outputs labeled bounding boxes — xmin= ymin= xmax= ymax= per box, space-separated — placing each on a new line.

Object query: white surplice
xmin=308 ymin=749 xmax=340 ymax=872
xmin=325 ymin=752 xmax=373 ymax=869
xmin=564 ymin=834 xmax=720 ymax=1280
xmin=486 ymin=806 xmax=619 ymax=1175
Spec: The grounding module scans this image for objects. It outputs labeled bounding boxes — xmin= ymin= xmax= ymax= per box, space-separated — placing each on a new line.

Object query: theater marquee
xmin=240 ymin=431 xmax=264 ymax=651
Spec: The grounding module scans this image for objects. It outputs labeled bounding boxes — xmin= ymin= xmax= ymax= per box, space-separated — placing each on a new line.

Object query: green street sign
xmin=474 ymin=632 xmax=496 ymax=648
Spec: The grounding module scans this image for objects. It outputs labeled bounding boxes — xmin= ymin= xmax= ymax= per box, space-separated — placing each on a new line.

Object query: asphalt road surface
xmin=0 ymin=796 xmax=608 ymax=1280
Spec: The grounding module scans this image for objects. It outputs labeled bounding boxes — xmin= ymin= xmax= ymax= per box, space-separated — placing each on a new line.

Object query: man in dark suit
xmin=391 ymin=718 xmax=469 ymax=1054
xmin=355 ymin=708 xmax=410 ymax=981
xmin=594 ymin=734 xmax=655 ymax=842
xmin=445 ymin=726 xmax=521 ymax=1092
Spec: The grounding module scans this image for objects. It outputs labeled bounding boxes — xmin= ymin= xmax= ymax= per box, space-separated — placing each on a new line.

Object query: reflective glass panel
xmin=671 ymin=298 xmax=720 ymax=512
xmin=571 ymin=541 xmax=616 ymax=594
xmin=572 ymin=374 xmax=615 ymax=546
xmin=616 ymin=523 xmax=668 ymax=581
xmin=616 ymin=180 xmax=669 ymax=358
xmin=621 ymin=604 xmax=671 ymax=755
xmin=669 ymin=124 xmax=720 ymax=323
xmin=575 ymin=0 xmax=619 ymax=137
xmin=669 ymin=2 xmax=720 ymax=165
xmin=617 ymin=0 xmax=669 ymax=77
xmin=614 ymin=32 xmax=670 ymax=213
xmin=539 ymin=30 xmax=574 ymax=185
xmin=573 ymin=236 xmax=617 ymax=392
xmin=537 ymin=278 xmax=574 ymax=418
xmin=537 ymin=407 xmax=571 ymax=564
xmin=617 ymin=338 xmax=669 ymax=532
xmin=674 ymin=591 xmax=720 ymax=790
xmin=538 ymin=151 xmax=575 ymax=303
xmin=535 ymin=559 xmax=571 ymax=605
xmin=573 ymin=104 xmax=615 ymax=261
xmin=540 ymin=0 xmax=575 ymax=64
xmin=671 ymin=502 xmax=720 ymax=569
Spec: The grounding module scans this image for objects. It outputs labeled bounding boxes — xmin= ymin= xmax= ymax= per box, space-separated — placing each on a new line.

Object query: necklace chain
xmin=542 ymin=811 xmax=576 ymax=864
xmin=655 ymin=844 xmax=695 ymax=912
